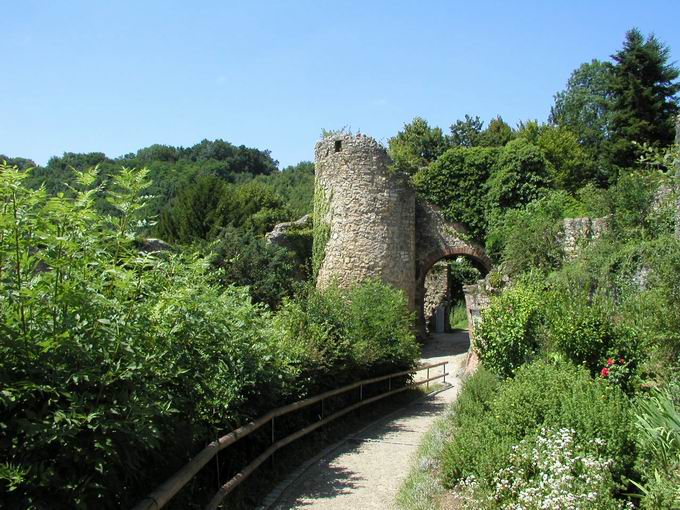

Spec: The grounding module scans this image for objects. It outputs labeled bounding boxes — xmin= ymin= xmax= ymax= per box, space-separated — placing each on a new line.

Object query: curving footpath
xmin=264 ymin=331 xmax=470 ymax=510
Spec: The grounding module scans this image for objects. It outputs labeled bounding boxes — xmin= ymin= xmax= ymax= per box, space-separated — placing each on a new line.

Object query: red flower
xmin=601 ymin=367 xmax=609 ymax=378
xmin=607 ymin=358 xmax=614 ymax=366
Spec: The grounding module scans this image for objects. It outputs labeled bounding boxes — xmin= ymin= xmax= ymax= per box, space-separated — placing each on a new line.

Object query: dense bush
xmin=0 ymin=164 xmax=289 ymax=507
xmin=208 ymin=227 xmax=303 ymax=309
xmin=485 ymin=138 xmax=551 ymax=216
xmin=475 ymin=281 xmax=544 ymax=378
xmin=0 ymin=163 xmax=419 ymax=508
xmin=413 ymin=147 xmax=498 ymax=240
xmin=486 ymin=190 xmax=585 ymax=271
xmin=441 ymin=360 xmax=636 ymax=508
xmin=273 ymin=280 xmax=419 ymax=392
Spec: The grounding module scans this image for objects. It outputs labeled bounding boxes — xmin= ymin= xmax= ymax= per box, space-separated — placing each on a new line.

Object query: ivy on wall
xmin=312 ymin=183 xmax=331 ymax=278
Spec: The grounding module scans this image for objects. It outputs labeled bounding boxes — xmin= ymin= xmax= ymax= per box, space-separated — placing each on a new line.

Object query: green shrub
xmin=485 ymin=190 xmax=585 ymax=272
xmin=208 ymin=227 xmax=302 ymax=309
xmin=441 ymin=360 xmax=635 ymax=507
xmin=485 ymin=138 xmax=551 ymax=215
xmin=545 ymin=292 xmax=635 ymax=373
xmin=273 ymin=280 xmax=419 ymax=392
xmin=475 ymin=281 xmax=544 ymax=377
xmin=412 ymin=147 xmax=498 ymax=240
xmin=0 ymin=164 xmax=288 ymax=507
xmin=0 ymin=163 xmax=418 ymax=508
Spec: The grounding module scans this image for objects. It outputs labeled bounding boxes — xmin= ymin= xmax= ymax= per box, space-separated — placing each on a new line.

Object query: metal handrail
xmin=132 ymin=360 xmax=449 ymax=510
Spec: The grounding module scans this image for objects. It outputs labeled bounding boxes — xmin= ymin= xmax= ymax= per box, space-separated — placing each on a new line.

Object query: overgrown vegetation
xmin=399 ymin=27 xmax=680 ymax=510
xmin=0 ymin=162 xmax=418 ymax=509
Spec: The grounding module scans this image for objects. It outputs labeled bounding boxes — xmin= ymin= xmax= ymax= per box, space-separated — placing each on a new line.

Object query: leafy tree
xmin=413 ymin=147 xmax=498 ymax=240
xmin=388 ymin=117 xmax=448 ymax=175
xmin=449 ymin=114 xmax=484 ymax=148
xmin=157 ymin=174 xmax=226 ymax=243
xmin=185 ymin=139 xmax=279 ymax=176
xmin=550 ymin=59 xmax=613 ymax=156
xmin=213 ymin=180 xmax=289 ymax=236
xmin=607 ymin=28 xmax=680 ymax=169
xmin=255 ymin=161 xmax=315 ymax=218
xmin=486 ymin=138 xmax=551 ymax=216
xmin=477 ymin=116 xmax=515 ymax=147
xmin=516 ymin=121 xmax=593 ymax=191
xmin=0 ymin=155 xmax=35 ymax=170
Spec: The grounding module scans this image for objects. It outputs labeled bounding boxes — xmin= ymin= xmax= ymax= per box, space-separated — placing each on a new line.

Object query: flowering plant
xmin=598 ymin=355 xmax=635 ymax=392
xmin=455 ymin=428 xmax=633 ymax=509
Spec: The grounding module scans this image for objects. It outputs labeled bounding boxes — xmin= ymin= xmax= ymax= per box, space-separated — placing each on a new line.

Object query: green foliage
xmin=486 ymin=138 xmax=551 ymax=217
xmin=476 ymin=116 xmax=515 ymax=147
xmin=442 ymin=360 xmax=635 ymax=507
xmin=544 ymin=292 xmax=635 ymax=375
xmin=0 ymin=162 xmax=285 ymax=507
xmin=388 ymin=117 xmax=448 ymax=175
xmin=448 ymin=257 xmax=482 ymax=302
xmin=0 ymin=162 xmax=417 ymax=508
xmin=633 ymin=388 xmax=680 ymax=509
xmin=550 ymin=59 xmax=614 ymax=183
xmin=208 ymin=227 xmax=302 ymax=309
xmin=607 ymin=29 xmax=680 ymax=169
xmin=476 ymin=281 xmax=544 ymax=378
xmin=157 ymin=174 xmax=227 ymax=242
xmin=158 ymin=177 xmax=290 ymax=243
xmin=273 ymin=281 xmax=419 ymax=391
xmin=448 ymin=114 xmax=484 ymax=148
xmin=312 ymin=184 xmax=331 ymax=278
xmin=255 ymin=161 xmax=315 ymax=218
xmin=486 ymin=190 xmax=584 ymax=272
xmin=516 ymin=121 xmax=594 ymax=191
xmin=413 ymin=147 xmax=498 ymax=240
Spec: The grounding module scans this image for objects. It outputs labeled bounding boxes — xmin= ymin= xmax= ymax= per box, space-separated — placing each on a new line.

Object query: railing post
xmin=388 ymin=376 xmax=391 ymax=392
xmin=321 ymin=398 xmax=324 ymax=420
xmin=443 ymin=362 xmax=447 ymax=384
xmin=359 ymin=383 xmax=363 ymax=401
xmin=426 ymin=367 xmax=430 ymax=390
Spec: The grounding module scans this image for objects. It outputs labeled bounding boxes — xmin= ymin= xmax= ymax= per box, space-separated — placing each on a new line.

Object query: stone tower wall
xmin=314 ymin=133 xmax=416 ymax=308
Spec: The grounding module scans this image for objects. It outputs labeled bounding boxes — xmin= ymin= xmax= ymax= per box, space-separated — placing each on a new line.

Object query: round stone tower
xmin=314 ymin=133 xmax=416 ymax=308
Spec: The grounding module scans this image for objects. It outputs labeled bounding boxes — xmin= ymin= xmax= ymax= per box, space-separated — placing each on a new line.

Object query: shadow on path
xmin=271 ymin=331 xmax=471 ymax=509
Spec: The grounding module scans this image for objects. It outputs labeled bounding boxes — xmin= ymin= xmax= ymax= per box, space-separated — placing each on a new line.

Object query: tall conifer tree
xmin=608 ymin=29 xmax=680 ymax=169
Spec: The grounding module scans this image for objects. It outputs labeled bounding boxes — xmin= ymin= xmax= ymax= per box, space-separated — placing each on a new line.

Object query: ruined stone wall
xmin=423 ymin=261 xmax=450 ymax=332
xmin=314 ymin=133 xmax=416 ymax=307
xmin=463 ymin=281 xmax=492 ymax=346
xmin=561 ymin=217 xmax=607 ymax=259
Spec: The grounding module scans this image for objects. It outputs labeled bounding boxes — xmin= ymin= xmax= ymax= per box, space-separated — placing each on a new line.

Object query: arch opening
xmin=415 ymin=250 xmax=490 ymax=338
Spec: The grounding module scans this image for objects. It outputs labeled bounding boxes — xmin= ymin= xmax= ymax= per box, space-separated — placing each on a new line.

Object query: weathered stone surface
xmin=423 ymin=261 xmax=450 ymax=333
xmin=313 ymin=133 xmax=492 ymax=336
xmin=266 ymin=214 xmax=312 ymax=249
xmin=314 ymin=134 xmax=417 ymax=307
xmin=561 ymin=217 xmax=607 ymax=259
xmin=462 ymin=280 xmax=492 ymax=347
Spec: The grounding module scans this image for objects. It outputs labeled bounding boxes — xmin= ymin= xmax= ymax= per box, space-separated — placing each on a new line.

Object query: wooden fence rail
xmin=132 ymin=360 xmax=449 ymax=510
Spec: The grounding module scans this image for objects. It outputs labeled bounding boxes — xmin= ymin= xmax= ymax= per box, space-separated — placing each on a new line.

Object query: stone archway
xmin=307 ymin=132 xmax=493 ymax=337
xmin=414 ymin=200 xmax=492 ymax=336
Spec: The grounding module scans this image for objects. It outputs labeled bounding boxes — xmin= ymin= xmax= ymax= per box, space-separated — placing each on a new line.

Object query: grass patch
xmin=396 ymin=410 xmax=455 ymax=510
xmin=450 ymin=301 xmax=468 ymax=331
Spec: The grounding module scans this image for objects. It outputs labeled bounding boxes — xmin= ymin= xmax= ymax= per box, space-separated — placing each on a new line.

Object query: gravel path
xmin=267 ymin=331 xmax=470 ymax=510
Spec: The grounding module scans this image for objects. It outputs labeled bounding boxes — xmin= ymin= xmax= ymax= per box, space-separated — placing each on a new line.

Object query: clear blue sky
xmin=2 ymin=1 xmax=679 ymax=168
